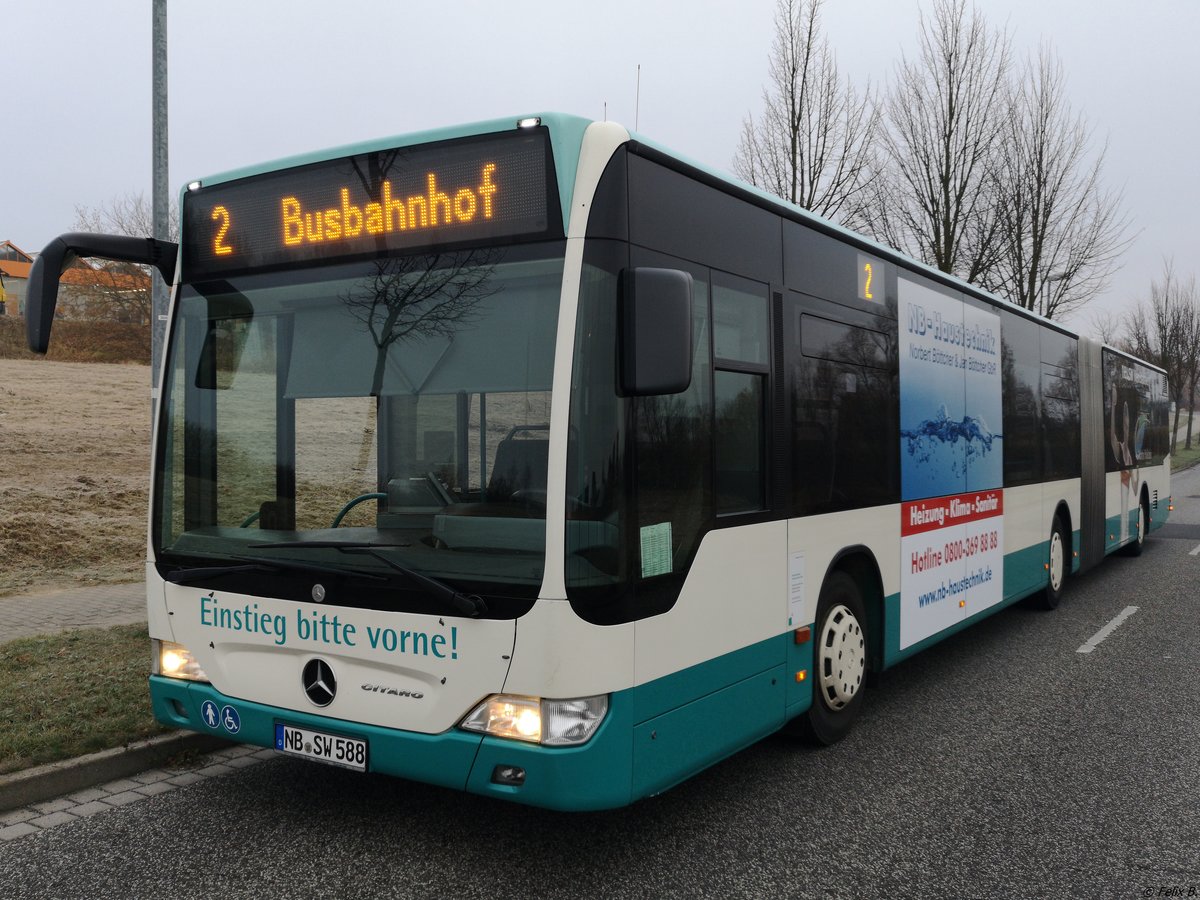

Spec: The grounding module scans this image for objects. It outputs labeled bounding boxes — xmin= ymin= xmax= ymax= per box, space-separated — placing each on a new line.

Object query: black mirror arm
xmin=26 ymin=232 xmax=178 ymax=353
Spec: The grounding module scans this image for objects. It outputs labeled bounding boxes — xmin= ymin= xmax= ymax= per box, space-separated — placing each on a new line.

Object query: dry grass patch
xmin=0 ymin=358 xmax=150 ymax=596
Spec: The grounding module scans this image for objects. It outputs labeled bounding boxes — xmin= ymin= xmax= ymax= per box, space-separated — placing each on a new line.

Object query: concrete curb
xmin=0 ymin=732 xmax=232 ymax=813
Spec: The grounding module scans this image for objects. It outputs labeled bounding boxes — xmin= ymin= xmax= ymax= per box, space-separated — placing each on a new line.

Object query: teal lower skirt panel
xmin=883 ymin=539 xmax=1058 ymax=668
xmin=149 ymin=633 xmax=803 ymax=813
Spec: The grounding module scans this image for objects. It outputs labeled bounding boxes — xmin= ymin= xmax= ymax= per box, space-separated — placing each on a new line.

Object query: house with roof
xmin=0 ymin=239 xmax=150 ymax=322
xmin=0 ymin=240 xmax=34 ymax=316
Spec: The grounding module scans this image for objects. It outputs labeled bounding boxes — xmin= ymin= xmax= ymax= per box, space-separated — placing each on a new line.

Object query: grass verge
xmin=1172 ymin=444 xmax=1200 ymax=472
xmin=0 ymin=624 xmax=170 ymax=775
xmin=0 ymin=316 xmax=148 ymax=363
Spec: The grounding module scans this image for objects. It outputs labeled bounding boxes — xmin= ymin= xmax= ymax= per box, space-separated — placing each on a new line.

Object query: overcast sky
xmin=6 ymin=0 xmax=1195 ymax=336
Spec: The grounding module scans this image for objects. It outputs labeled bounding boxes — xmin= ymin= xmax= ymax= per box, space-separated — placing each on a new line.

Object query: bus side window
xmin=714 ymin=369 xmax=766 ymax=515
xmin=712 ymin=272 xmax=769 ymax=516
xmin=789 ymin=302 xmax=898 ymax=514
xmin=1001 ymin=311 xmax=1042 ymax=486
xmin=633 ymin=260 xmax=713 ymax=573
xmin=1040 ymin=329 xmax=1080 ymax=482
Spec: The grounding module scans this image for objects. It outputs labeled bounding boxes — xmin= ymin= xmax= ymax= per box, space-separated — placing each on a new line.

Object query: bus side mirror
xmin=618 ymin=267 xmax=693 ymax=397
xmin=25 ymin=232 xmax=178 ymax=354
xmin=25 ymin=243 xmax=75 ymax=354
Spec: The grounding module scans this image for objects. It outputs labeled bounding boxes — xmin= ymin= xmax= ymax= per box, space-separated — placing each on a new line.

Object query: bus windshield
xmin=153 ymin=242 xmax=564 ymax=610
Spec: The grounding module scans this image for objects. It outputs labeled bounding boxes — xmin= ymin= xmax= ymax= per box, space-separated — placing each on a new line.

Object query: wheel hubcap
xmin=1049 ymin=531 xmax=1064 ymax=592
xmin=818 ymin=604 xmax=865 ymax=710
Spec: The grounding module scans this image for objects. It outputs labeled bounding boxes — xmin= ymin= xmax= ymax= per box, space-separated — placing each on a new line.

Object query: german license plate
xmin=275 ymin=723 xmax=368 ymax=772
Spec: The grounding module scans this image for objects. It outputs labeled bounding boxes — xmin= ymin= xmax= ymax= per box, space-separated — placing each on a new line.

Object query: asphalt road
xmin=3 ymin=469 xmax=1199 ymax=899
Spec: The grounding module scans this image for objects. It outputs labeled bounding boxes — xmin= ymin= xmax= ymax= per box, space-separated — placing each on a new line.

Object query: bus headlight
xmin=460 ymin=694 xmax=608 ymax=746
xmin=152 ymin=639 xmax=210 ymax=682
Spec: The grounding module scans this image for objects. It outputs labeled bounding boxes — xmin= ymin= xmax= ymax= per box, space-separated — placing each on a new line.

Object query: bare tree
xmin=861 ymin=0 xmax=1011 ymax=283
xmin=733 ymin=0 xmax=877 ymax=221
xmin=1125 ymin=260 xmax=1196 ymax=448
xmin=1090 ymin=309 xmax=1124 ymax=346
xmin=74 ymin=191 xmax=180 ymax=243
xmin=986 ymin=46 xmax=1132 ymax=320
xmin=1177 ymin=279 xmax=1200 ymax=449
xmin=70 ymin=192 xmax=180 ymax=323
xmin=340 ymin=249 xmax=501 ymax=396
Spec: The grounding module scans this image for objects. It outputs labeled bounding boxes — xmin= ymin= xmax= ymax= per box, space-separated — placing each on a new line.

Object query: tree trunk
xmin=1187 ymin=382 xmax=1196 ymax=450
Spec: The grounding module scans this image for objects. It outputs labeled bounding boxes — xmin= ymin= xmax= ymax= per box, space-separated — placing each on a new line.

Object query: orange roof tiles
xmin=0 ymin=260 xmax=32 ymax=279
xmin=60 ymin=266 xmax=150 ymax=291
xmin=0 ymin=258 xmax=149 ymax=291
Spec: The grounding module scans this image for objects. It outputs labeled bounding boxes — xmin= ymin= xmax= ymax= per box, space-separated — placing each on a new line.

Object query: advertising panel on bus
xmin=898 ymin=277 xmax=1004 ymax=649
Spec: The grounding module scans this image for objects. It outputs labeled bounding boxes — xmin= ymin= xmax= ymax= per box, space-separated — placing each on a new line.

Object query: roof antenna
xmin=635 ymin=64 xmax=641 ymax=131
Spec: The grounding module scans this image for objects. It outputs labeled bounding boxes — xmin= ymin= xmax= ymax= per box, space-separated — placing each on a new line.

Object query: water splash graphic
xmin=902 ymin=405 xmax=1000 ymax=479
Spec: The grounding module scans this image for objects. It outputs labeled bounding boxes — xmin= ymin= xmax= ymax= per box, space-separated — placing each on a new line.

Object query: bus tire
xmin=1124 ymin=497 xmax=1149 ymax=557
xmin=795 ymin=571 xmax=868 ymax=746
xmin=1031 ymin=515 xmax=1068 ymax=611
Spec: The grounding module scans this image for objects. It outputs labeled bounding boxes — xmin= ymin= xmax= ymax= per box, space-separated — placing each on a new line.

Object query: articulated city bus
xmin=26 ymin=114 xmax=1170 ymax=811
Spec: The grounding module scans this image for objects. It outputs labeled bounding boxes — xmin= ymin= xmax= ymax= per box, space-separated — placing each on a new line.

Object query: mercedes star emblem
xmin=302 ymin=658 xmax=337 ymax=707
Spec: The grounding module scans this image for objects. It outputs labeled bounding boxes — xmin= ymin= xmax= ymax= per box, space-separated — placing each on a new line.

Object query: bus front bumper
xmin=149 ymin=675 xmax=634 ymax=811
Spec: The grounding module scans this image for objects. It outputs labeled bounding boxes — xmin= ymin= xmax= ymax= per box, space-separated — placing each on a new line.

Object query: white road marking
xmin=1189 ymin=543 xmax=1200 ymax=557
xmin=1076 ymin=605 xmax=1140 ymax=654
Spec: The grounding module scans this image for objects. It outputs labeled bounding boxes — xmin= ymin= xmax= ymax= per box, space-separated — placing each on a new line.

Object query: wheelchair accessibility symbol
xmin=221 ymin=705 xmax=241 ymax=735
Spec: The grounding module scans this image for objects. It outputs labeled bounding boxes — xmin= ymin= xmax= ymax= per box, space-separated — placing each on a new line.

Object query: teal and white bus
xmin=26 ymin=114 xmax=1170 ymax=811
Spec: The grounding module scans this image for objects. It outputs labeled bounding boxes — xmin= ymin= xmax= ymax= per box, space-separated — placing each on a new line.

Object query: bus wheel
xmin=795 ymin=571 xmax=867 ymax=746
xmin=1034 ymin=515 xmax=1068 ymax=610
xmin=1124 ymin=498 xmax=1149 ymax=557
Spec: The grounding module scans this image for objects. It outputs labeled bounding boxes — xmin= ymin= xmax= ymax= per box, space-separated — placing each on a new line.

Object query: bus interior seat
xmin=487 ymin=427 xmax=549 ymax=501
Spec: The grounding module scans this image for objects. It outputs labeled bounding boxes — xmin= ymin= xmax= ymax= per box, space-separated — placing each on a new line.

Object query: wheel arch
xmin=823 ymin=545 xmax=885 ymax=675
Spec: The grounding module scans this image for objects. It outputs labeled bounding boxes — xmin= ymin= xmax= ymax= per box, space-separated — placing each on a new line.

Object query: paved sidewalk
xmin=0 ymin=583 xmax=146 ymax=643
xmin=1 ymin=740 xmax=259 ymax=841
xmin=0 ymin=582 xmax=247 ymax=824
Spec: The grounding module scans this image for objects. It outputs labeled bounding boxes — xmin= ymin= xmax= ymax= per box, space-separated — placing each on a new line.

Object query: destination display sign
xmin=181 ymin=129 xmax=558 ymax=279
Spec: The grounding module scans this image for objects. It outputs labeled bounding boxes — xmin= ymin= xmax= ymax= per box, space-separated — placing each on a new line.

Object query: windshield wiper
xmin=335 ymin=547 xmax=488 ymax=619
xmin=165 ymin=557 xmax=387 ymax=585
xmin=254 ymin=540 xmax=411 ymax=549
xmin=166 ymin=562 xmax=277 ymax=584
